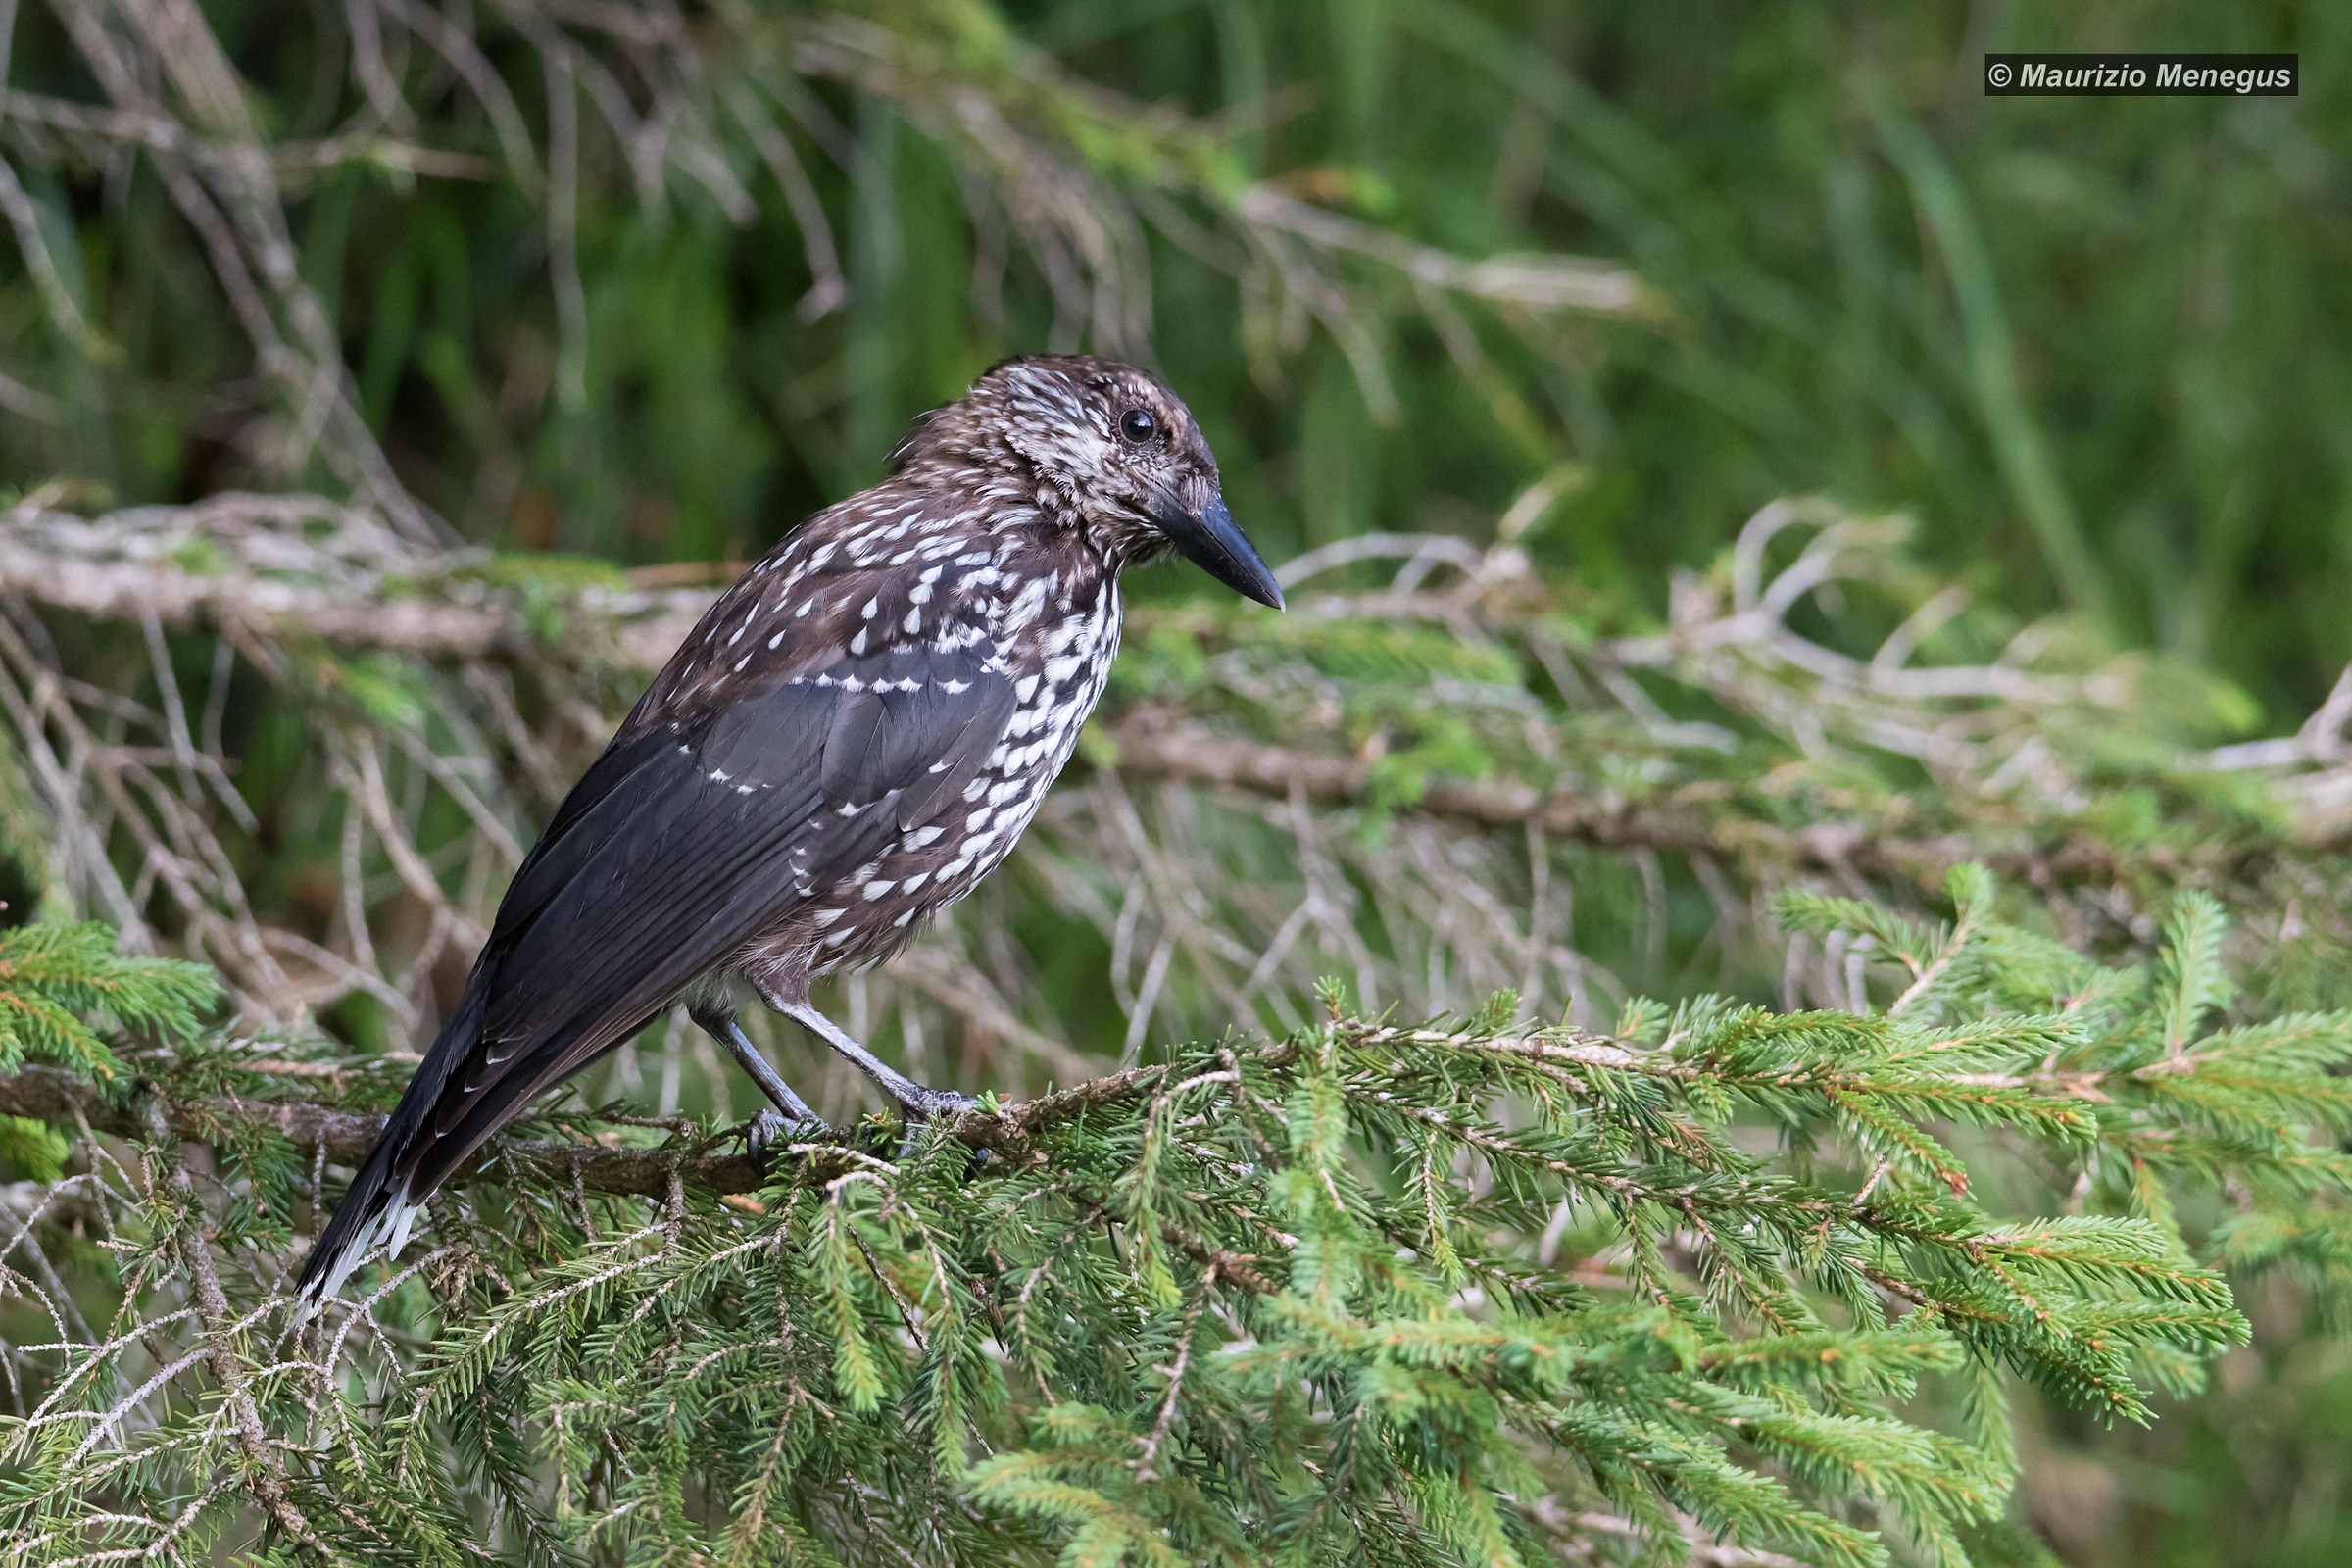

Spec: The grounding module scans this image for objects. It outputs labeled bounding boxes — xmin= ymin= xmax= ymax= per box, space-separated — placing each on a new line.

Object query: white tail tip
xmin=290 ymin=1194 xmax=418 ymax=1324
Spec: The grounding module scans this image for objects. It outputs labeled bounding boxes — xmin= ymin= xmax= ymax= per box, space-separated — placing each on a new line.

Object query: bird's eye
xmin=1117 ymin=407 xmax=1157 ymax=445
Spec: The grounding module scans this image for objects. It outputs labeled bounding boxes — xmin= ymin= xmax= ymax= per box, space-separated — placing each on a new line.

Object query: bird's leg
xmin=766 ymin=995 xmax=979 ymax=1126
xmin=690 ymin=1004 xmax=824 ymax=1171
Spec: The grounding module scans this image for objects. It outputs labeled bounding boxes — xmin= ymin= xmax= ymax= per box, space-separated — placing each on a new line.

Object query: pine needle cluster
xmin=2 ymin=869 xmax=2348 ymax=1566
xmin=0 ymin=923 xmax=214 ymax=1179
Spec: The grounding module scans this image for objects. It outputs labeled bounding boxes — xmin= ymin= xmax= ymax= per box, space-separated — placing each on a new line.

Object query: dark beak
xmin=1151 ymin=490 xmax=1284 ymax=609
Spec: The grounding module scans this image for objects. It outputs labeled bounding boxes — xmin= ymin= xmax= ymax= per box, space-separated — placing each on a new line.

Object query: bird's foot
xmin=890 ymin=1087 xmax=981 ymax=1161
xmin=897 ymin=1086 xmax=981 ymax=1122
xmin=763 ymin=999 xmax=981 ymax=1160
xmin=743 ymin=1107 xmax=826 ymax=1177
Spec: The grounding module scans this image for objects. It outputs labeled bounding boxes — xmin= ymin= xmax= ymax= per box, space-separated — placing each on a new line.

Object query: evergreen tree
xmin=3 ymin=876 xmax=2348 ymax=1564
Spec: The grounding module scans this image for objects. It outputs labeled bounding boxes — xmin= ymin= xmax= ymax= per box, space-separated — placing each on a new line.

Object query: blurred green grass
xmin=6 ymin=2 xmax=2346 ymax=722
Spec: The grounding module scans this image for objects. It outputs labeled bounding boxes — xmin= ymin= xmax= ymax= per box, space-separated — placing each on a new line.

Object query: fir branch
xmin=6 ymin=871 xmax=2352 ymax=1565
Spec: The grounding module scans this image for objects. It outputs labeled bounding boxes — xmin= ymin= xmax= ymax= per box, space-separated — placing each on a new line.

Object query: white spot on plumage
xmin=1004 ymin=578 xmax=1049 ymax=632
xmin=864 ymin=880 xmax=895 ymax=900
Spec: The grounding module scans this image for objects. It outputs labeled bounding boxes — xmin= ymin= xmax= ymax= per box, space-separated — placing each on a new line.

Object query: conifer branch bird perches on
xmin=293 ymin=356 xmax=1283 ymax=1311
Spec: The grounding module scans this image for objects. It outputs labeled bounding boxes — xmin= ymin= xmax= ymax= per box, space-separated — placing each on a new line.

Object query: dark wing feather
xmin=406 ymin=628 xmax=1015 ymax=1189
xmin=298 ymin=611 xmax=1016 ymax=1289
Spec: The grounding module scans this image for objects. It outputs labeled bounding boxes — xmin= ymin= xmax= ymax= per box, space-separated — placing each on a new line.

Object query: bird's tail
xmin=289 ymin=1136 xmax=419 ymax=1322
xmin=290 ymin=983 xmax=486 ymax=1320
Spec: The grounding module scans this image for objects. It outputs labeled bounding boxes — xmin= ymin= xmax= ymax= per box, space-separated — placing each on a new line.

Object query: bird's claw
xmin=899 ymin=1087 xmax=981 ymax=1122
xmin=891 ymin=1088 xmax=982 ymax=1161
xmin=744 ymin=1108 xmax=824 ymax=1177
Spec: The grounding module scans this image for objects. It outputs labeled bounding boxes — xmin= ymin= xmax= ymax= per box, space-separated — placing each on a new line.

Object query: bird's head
xmin=912 ymin=355 xmax=1284 ymax=609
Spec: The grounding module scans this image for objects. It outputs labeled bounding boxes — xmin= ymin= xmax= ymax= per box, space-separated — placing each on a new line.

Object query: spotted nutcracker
xmin=294 ymin=355 xmax=1282 ymax=1310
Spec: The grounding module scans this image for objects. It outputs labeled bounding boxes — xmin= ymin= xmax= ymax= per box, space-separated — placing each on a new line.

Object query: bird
xmin=292 ymin=355 xmax=1283 ymax=1311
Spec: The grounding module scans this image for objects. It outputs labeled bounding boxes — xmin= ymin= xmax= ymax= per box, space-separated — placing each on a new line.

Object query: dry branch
xmin=1100 ymin=708 xmax=1990 ymax=878
xmin=0 ymin=1053 xmax=1202 ymax=1200
xmin=0 ymin=1024 xmax=1710 ymax=1215
xmin=0 ymin=514 xmax=1905 ymax=869
xmin=0 ymin=496 xmax=2239 ymax=889
xmin=11 ymin=486 xmax=2350 ymax=1055
xmin=0 ymin=497 xmax=715 ymax=667
xmin=0 ymin=1058 xmax=755 ymax=1197
xmin=0 ymin=535 xmax=527 ymax=660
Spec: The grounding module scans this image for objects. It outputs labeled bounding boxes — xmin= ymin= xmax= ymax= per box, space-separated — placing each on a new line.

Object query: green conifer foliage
xmin=2 ymin=873 xmax=2347 ymax=1565
xmin=0 ymin=923 xmax=215 ymax=1180
xmin=0 ymin=922 xmax=215 ymax=1082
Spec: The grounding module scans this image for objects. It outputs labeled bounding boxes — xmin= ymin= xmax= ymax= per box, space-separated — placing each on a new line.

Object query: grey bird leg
xmin=690 ymin=1004 xmax=823 ymax=1169
xmin=766 ymin=995 xmax=978 ymax=1124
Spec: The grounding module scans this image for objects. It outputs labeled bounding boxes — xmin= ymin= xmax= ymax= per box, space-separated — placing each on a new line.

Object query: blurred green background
xmin=5 ymin=2 xmax=2347 ymax=719
xmin=4 ymin=2 xmax=2350 ymax=1564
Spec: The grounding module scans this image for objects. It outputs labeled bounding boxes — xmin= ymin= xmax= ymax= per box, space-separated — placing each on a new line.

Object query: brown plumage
xmin=294 ymin=355 xmax=1282 ymax=1309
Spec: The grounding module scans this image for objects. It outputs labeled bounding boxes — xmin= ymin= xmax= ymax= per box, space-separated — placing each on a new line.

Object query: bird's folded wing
xmin=386 ymin=615 xmax=1017 ymax=1195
